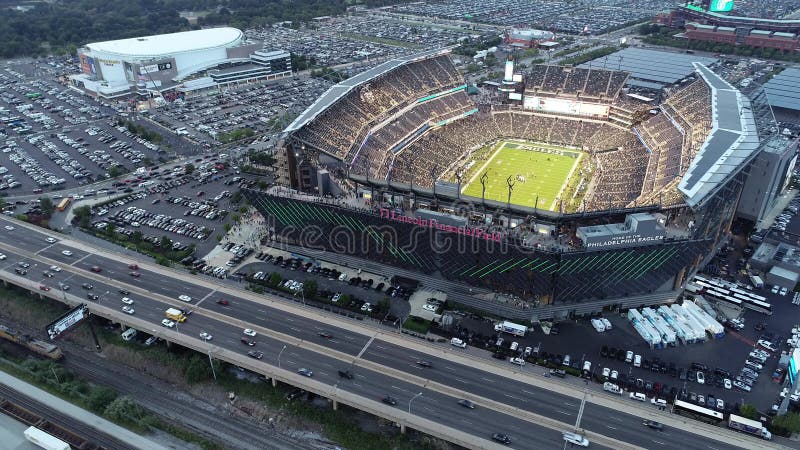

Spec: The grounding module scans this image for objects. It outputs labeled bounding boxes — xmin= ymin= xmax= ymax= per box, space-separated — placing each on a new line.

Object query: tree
xmin=302 ymin=279 xmax=317 ymax=298
xmin=184 ymin=163 xmax=195 ymax=174
xmin=104 ymin=395 xmax=146 ymax=423
xmin=773 ymin=412 xmax=800 ymax=434
xmin=73 ymin=205 xmax=92 ymax=228
xmin=87 ymin=387 xmax=117 ymax=413
xmin=39 ymin=197 xmax=54 ymax=216
xmin=131 ymin=230 xmax=143 ymax=242
xmin=184 ymin=355 xmax=212 ymax=384
xmin=268 ymin=272 xmax=282 ymax=287
xmin=377 ymin=297 xmax=390 ymax=314
xmin=739 ymin=403 xmax=758 ymax=419
xmin=159 ymin=235 xmax=172 ymax=249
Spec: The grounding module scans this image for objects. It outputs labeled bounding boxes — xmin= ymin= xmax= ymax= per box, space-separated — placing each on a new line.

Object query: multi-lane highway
xmin=0 ymin=216 xmax=779 ymax=450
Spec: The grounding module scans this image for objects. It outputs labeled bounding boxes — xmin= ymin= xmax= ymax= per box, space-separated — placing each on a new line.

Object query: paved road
xmin=0 ymin=216 xmax=774 ymax=450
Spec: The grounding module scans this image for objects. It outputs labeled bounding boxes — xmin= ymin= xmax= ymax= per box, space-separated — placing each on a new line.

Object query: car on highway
xmin=458 ymin=399 xmax=475 ymax=409
xmin=643 ymin=419 xmax=664 ymax=430
xmin=382 ymin=396 xmax=398 ymax=406
xmin=318 ymin=331 xmax=333 ymax=339
xmin=492 ymin=433 xmax=511 ymax=445
xmin=90 ymin=266 xmax=102 ymax=273
xmin=81 ymin=283 xmax=93 ymax=290
xmin=563 ymin=432 xmax=589 ymax=447
xmin=45 ymin=237 xmax=57 ymax=243
xmin=49 ymin=265 xmax=61 ymax=272
xmin=122 ymin=306 xmax=135 ymax=315
xmin=240 ymin=337 xmax=255 ymax=346
xmin=297 ymin=368 xmax=313 ymax=377
xmin=118 ymin=289 xmax=129 ymax=295
xmin=42 ymin=271 xmax=53 ymax=278
xmin=86 ymin=293 xmax=99 ymax=301
xmin=161 ymin=319 xmax=175 ymax=328
xmin=129 ymin=271 xmax=140 ymax=277
xmin=4 ymin=225 xmax=14 ymax=231
xmin=199 ymin=332 xmax=212 ymax=341
xmin=38 ymin=285 xmax=50 ymax=291
xmin=247 ymin=350 xmax=263 ymax=359
xmin=121 ymin=297 xmax=134 ymax=305
xmin=0 ymin=253 xmax=5 ymax=260
xmin=178 ymin=294 xmax=192 ymax=302
xmin=216 ymin=299 xmax=230 ymax=306
xmin=61 ymin=250 xmax=73 ymax=256
xmin=128 ymin=264 xmax=139 ymax=270
xmin=416 ymin=360 xmax=432 ymax=368
xmin=338 ymin=370 xmax=354 ymax=379
xmin=243 ymin=328 xmax=257 ymax=337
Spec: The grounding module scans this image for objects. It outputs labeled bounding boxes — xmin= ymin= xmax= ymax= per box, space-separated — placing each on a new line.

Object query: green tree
xmin=302 ymin=279 xmax=317 ymax=298
xmin=773 ymin=412 xmax=800 ymax=434
xmin=104 ymin=222 xmax=116 ymax=237
xmin=39 ymin=197 xmax=54 ymax=216
xmin=230 ymin=191 xmax=243 ymax=204
xmin=131 ymin=230 xmax=142 ymax=242
xmin=103 ymin=395 xmax=146 ymax=423
xmin=184 ymin=163 xmax=195 ymax=174
xmin=87 ymin=387 xmax=117 ymax=413
xmin=268 ymin=272 xmax=282 ymax=287
xmin=184 ymin=355 xmax=211 ymax=384
xmin=159 ymin=235 xmax=172 ymax=249
xmin=739 ymin=403 xmax=758 ymax=419
xmin=73 ymin=205 xmax=92 ymax=228
xmin=107 ymin=166 xmax=125 ymax=177
xmin=377 ymin=297 xmax=390 ymax=314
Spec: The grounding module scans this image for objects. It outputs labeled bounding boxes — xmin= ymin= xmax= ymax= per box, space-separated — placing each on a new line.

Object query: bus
xmin=25 ymin=92 xmax=42 ymax=100
xmin=673 ymin=399 xmax=724 ymax=424
xmin=24 ymin=426 xmax=70 ymax=450
xmin=56 ymin=198 xmax=71 ymax=212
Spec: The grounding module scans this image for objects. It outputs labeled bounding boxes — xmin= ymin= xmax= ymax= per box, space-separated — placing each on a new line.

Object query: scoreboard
xmin=523 ymin=96 xmax=610 ymax=118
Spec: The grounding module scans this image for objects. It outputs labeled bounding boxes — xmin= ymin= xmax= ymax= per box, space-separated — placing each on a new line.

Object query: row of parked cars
xmin=771 ymin=199 xmax=799 ymax=233
xmin=109 ymin=206 xmax=210 ymax=240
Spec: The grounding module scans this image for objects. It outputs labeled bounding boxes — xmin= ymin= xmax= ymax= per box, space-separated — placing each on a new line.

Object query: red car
xmin=90 ymin=266 xmax=102 ymax=273
xmin=39 ymin=285 xmax=50 ymax=291
xmin=216 ymin=299 xmax=230 ymax=306
xmin=129 ymin=271 xmax=141 ymax=277
xmin=128 ymin=264 xmax=139 ymax=270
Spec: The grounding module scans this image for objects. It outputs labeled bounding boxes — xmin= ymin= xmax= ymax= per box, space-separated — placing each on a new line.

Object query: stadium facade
xmin=70 ymin=28 xmax=290 ymax=99
xmin=248 ymin=49 xmax=764 ymax=320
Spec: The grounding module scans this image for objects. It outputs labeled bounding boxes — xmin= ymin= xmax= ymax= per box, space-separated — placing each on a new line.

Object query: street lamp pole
xmin=207 ymin=350 xmax=217 ymax=381
xmin=278 ymin=344 xmax=287 ymax=369
xmin=408 ymin=391 xmax=423 ymax=414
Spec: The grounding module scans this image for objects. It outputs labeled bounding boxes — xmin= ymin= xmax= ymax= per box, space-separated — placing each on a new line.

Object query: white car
xmin=178 ymin=294 xmax=192 ymax=302
xmin=199 ymin=331 xmax=212 ymax=341
xmin=331 ymin=293 xmax=341 ymax=303
xmin=61 ymin=250 xmax=73 ymax=256
xmin=602 ymin=367 xmax=611 ymax=378
xmin=121 ymin=297 xmax=134 ymax=305
xmin=509 ymin=357 xmax=526 ymax=366
xmin=0 ymin=253 xmax=6 ymax=260
xmin=625 ymin=350 xmax=634 ymax=363
xmin=122 ymin=306 xmax=135 ymax=315
xmin=45 ymin=237 xmax=57 ymax=243
xmin=360 ymin=303 xmax=372 ymax=312
xmin=243 ymin=328 xmax=257 ymax=337
xmin=634 ymin=354 xmax=642 ymax=367
xmin=50 ymin=265 xmax=61 ymax=272
xmin=780 ymin=287 xmax=789 ymax=296
xmin=610 ymin=370 xmax=619 ymax=381
xmin=757 ymin=339 xmax=777 ymax=352
xmin=724 ymin=378 xmax=732 ymax=389
xmin=4 ymin=225 xmax=13 ymax=231
xmin=422 ymin=304 xmax=437 ymax=312
xmin=161 ymin=319 xmax=175 ymax=328
xmin=772 ymin=285 xmax=780 ymax=294
xmin=696 ymin=371 xmax=705 ymax=385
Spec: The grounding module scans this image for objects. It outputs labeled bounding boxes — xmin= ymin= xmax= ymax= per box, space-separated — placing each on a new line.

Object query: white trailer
xmin=749 ymin=275 xmax=764 ymax=289
xmin=728 ymin=414 xmax=771 ymax=440
xmin=24 ymin=427 xmax=70 ymax=450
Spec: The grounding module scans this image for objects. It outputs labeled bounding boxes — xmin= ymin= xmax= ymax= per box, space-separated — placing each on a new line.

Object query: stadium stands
xmin=525 ymin=65 xmax=629 ymax=100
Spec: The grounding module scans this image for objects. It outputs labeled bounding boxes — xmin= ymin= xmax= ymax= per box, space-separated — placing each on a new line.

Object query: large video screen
xmin=709 ymin=0 xmax=734 ymax=12
xmin=523 ymin=96 xmax=609 ymax=118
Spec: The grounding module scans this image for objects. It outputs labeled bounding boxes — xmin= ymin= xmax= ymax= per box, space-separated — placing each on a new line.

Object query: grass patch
xmin=461 ymin=141 xmax=582 ymax=211
xmin=402 ymin=316 xmax=431 ymax=334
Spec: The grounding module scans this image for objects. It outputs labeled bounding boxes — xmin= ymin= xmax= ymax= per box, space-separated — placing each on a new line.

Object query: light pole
xmin=408 ymin=391 xmax=423 ymax=414
xmin=278 ymin=344 xmax=287 ymax=369
xmin=207 ymin=349 xmax=217 ymax=381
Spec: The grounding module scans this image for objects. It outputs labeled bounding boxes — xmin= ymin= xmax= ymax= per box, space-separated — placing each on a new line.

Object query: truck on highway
xmin=728 ymin=414 xmax=771 ymax=440
xmin=24 ymin=426 xmax=70 ymax=450
xmin=749 ymin=275 xmax=764 ymax=289
xmin=165 ymin=308 xmax=187 ymax=323
xmin=493 ymin=321 xmax=527 ymax=337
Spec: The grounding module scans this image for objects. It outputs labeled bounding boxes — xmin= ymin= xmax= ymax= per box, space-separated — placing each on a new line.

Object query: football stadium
xmin=244 ymin=49 xmax=763 ymax=320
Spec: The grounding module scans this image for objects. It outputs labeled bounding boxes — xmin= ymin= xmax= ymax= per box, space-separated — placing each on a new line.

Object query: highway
xmin=0 ymin=216 xmax=777 ymax=450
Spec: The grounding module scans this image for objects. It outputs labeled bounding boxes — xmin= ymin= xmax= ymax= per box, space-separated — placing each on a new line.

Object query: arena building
xmin=246 ymin=49 xmax=767 ymax=320
xmin=69 ymin=28 xmax=290 ymax=99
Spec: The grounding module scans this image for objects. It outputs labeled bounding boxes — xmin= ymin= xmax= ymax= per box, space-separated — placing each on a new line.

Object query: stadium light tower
xmin=455 ymin=169 xmax=464 ymax=199
xmin=479 ymin=171 xmax=489 ymax=212
xmin=506 ymin=175 xmax=515 ymax=210
xmin=430 ymin=166 xmax=438 ymax=200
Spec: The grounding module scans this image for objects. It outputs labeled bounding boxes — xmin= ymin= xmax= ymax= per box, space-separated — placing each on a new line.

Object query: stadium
xmin=69 ymin=27 xmax=284 ymax=99
xmin=245 ymin=49 xmax=761 ymax=320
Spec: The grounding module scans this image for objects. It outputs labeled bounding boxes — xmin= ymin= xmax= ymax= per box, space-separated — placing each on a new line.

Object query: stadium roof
xmin=284 ymin=48 xmax=449 ymax=133
xmin=578 ymin=48 xmax=718 ymax=88
xmin=678 ymin=64 xmax=760 ymax=208
xmin=86 ymin=27 xmax=244 ymax=59
xmin=763 ymin=67 xmax=800 ymax=111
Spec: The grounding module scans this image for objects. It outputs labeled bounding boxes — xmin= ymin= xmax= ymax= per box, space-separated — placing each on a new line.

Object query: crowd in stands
xmin=635 ymin=112 xmax=684 ymax=201
xmin=293 ymin=54 xmax=462 ymax=161
xmin=526 ymin=65 xmax=628 ymax=100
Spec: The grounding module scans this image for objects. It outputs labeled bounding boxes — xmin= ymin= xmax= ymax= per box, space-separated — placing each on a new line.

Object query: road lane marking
xmin=556 ymin=410 xmax=572 ymax=416
xmin=454 ymin=378 xmax=467 ymax=384
xmin=652 ymin=440 xmax=665 ymax=446
xmin=606 ymin=425 xmax=617 ymax=430
xmin=504 ymin=394 xmax=526 ymax=402
xmin=290 ymin=327 xmax=302 ymax=332
xmin=610 ymin=416 xmax=624 ymax=422
xmin=444 ymin=366 xmax=456 ymax=372
xmin=521 ymin=389 xmax=538 ymax=396
xmin=481 ymin=377 xmax=493 ymax=382
xmin=563 ymin=402 xmax=576 ymax=407
xmin=286 ymin=360 xmax=295 ymax=365
xmin=357 ymin=334 xmax=377 ymax=359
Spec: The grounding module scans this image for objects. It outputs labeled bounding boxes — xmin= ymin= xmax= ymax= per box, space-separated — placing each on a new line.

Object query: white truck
xmin=603 ymin=382 xmax=622 ymax=394
xmin=728 ymin=414 xmax=771 ymax=440
xmin=749 ymin=275 xmax=764 ymax=289
xmin=494 ymin=321 xmax=527 ymax=337
xmin=450 ymin=337 xmax=467 ymax=348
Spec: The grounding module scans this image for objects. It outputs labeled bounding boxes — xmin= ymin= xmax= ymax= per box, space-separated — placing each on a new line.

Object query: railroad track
xmin=0 ymin=383 xmax=124 ymax=450
xmin=62 ymin=348 xmax=312 ymax=450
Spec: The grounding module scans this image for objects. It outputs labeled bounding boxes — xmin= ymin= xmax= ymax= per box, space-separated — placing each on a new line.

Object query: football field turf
xmin=461 ymin=141 xmax=582 ymax=211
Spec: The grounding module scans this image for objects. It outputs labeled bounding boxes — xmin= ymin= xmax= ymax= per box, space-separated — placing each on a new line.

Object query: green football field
xmin=461 ymin=141 xmax=582 ymax=211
